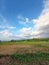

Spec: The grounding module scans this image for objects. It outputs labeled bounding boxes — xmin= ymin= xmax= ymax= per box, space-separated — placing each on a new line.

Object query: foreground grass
xmin=0 ymin=52 xmax=49 ymax=65
xmin=12 ymin=52 xmax=49 ymax=61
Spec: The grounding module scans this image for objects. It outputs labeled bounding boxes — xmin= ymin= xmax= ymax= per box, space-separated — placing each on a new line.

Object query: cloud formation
xmin=0 ymin=30 xmax=13 ymax=40
xmin=0 ymin=15 xmax=16 ymax=29
xmin=17 ymin=15 xmax=32 ymax=25
xmin=16 ymin=0 xmax=49 ymax=39
xmin=32 ymin=0 xmax=49 ymax=38
xmin=0 ymin=0 xmax=49 ymax=41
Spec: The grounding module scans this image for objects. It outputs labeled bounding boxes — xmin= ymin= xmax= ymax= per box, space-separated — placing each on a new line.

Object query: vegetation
xmin=0 ymin=52 xmax=49 ymax=65
xmin=11 ymin=52 xmax=49 ymax=65
xmin=0 ymin=40 xmax=1 ymax=42
xmin=0 ymin=38 xmax=49 ymax=45
xmin=0 ymin=38 xmax=49 ymax=65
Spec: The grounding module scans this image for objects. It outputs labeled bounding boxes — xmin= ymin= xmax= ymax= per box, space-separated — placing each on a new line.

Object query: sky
xmin=0 ymin=0 xmax=49 ymax=41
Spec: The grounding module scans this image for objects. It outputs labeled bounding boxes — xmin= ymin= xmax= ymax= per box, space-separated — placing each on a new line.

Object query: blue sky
xmin=0 ymin=0 xmax=49 ymax=40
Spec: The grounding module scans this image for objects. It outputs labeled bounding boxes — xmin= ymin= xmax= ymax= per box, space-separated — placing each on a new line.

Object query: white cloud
xmin=0 ymin=15 xmax=16 ymax=40
xmin=0 ymin=15 xmax=16 ymax=29
xmin=0 ymin=25 xmax=16 ymax=29
xmin=17 ymin=15 xmax=24 ymax=20
xmin=0 ymin=30 xmax=12 ymax=37
xmin=17 ymin=15 xmax=31 ymax=25
xmin=43 ymin=0 xmax=49 ymax=9
xmin=17 ymin=0 xmax=49 ymax=39
xmin=18 ymin=27 xmax=40 ymax=39
xmin=20 ymin=27 xmax=32 ymax=33
xmin=0 ymin=30 xmax=13 ymax=40
xmin=32 ymin=0 xmax=49 ymax=38
xmin=33 ymin=11 xmax=49 ymax=29
xmin=9 ymin=26 xmax=16 ymax=29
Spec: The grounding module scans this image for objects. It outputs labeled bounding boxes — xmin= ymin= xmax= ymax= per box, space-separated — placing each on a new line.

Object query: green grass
xmin=0 ymin=40 xmax=49 ymax=45
xmin=0 ymin=38 xmax=49 ymax=45
xmin=11 ymin=52 xmax=49 ymax=65
xmin=0 ymin=52 xmax=49 ymax=65
xmin=12 ymin=52 xmax=49 ymax=60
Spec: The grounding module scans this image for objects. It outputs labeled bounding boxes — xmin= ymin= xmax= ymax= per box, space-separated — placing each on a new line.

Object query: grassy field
xmin=0 ymin=39 xmax=49 ymax=65
xmin=0 ymin=40 xmax=49 ymax=45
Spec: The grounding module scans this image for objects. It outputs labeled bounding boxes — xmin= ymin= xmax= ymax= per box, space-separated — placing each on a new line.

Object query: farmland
xmin=0 ymin=39 xmax=49 ymax=65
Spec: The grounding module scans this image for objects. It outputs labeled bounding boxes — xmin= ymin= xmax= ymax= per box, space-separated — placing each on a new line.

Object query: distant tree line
xmin=0 ymin=40 xmax=1 ymax=42
xmin=10 ymin=38 xmax=49 ymax=42
xmin=0 ymin=38 xmax=49 ymax=42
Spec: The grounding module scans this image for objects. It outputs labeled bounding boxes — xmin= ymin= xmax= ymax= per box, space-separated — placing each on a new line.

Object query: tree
xmin=0 ymin=40 xmax=1 ymax=44
xmin=11 ymin=40 xmax=16 ymax=42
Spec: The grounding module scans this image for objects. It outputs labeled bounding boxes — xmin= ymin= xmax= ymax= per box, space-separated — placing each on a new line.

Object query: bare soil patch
xmin=0 ymin=44 xmax=31 ymax=54
xmin=0 ymin=44 xmax=49 ymax=54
